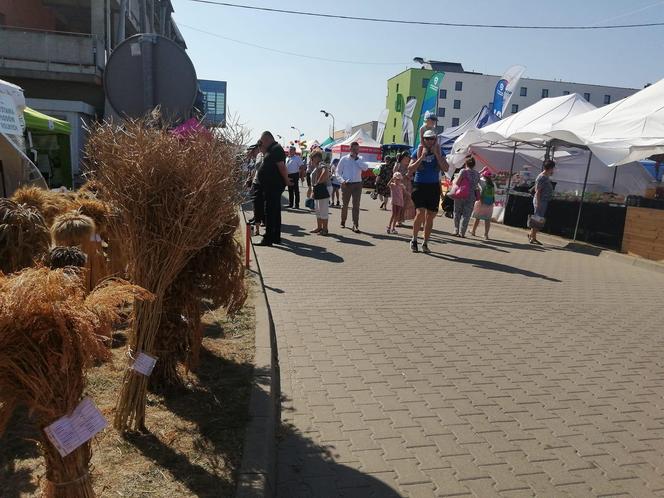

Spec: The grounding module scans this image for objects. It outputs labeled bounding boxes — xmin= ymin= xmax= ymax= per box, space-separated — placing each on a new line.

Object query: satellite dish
xmin=104 ymin=34 xmax=197 ymax=120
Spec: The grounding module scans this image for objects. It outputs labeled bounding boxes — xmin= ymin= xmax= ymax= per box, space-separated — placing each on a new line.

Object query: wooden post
xmin=245 ymin=222 xmax=251 ymax=268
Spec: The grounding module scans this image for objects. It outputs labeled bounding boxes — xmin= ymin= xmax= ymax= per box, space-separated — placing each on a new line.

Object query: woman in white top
xmin=309 ymin=150 xmax=331 ymax=235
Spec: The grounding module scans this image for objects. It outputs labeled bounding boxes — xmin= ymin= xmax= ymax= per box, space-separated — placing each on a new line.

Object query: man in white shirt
xmin=336 ymin=141 xmax=368 ymax=233
xmin=286 ymin=146 xmax=304 ymax=209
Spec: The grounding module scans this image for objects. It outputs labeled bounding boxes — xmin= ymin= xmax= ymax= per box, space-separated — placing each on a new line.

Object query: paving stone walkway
xmin=251 ymin=188 xmax=664 ymax=498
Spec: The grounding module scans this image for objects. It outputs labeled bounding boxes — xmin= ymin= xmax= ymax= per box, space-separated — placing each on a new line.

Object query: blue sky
xmin=171 ymin=0 xmax=664 ymax=143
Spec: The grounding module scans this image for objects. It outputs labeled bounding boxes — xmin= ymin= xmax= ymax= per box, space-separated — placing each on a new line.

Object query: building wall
xmin=0 ymin=0 xmax=57 ymax=30
xmin=384 ymin=68 xmax=433 ymax=145
xmin=333 ymin=120 xmax=379 ymax=141
xmin=384 ymin=67 xmax=640 ymax=143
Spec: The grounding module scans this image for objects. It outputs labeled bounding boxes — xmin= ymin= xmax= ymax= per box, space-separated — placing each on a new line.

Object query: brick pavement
xmin=251 ymin=188 xmax=664 ymax=498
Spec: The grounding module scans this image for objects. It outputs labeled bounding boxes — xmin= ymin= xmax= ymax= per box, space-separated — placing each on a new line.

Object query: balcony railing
xmin=0 ymin=26 xmax=105 ymax=76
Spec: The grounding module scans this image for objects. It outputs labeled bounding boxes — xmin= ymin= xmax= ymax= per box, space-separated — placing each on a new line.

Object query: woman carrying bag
xmin=450 ymin=155 xmax=480 ymax=238
xmin=310 ymin=150 xmax=331 ymax=235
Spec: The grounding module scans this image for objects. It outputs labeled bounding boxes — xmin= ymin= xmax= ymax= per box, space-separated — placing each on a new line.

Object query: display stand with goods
xmin=0 ymin=268 xmax=151 ymax=498
xmin=85 ymin=118 xmax=243 ymax=432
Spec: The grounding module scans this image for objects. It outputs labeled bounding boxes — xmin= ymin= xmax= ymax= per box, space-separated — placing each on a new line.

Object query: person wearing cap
xmin=470 ymin=167 xmax=496 ymax=240
xmin=286 ymin=145 xmax=304 ymax=209
xmin=419 ymin=113 xmax=438 ymax=149
xmin=529 ymin=159 xmax=556 ymax=245
xmin=337 ymin=141 xmax=368 ymax=233
xmin=407 ymin=129 xmax=449 ymax=253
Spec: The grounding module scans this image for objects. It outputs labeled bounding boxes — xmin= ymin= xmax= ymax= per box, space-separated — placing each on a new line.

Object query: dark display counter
xmin=504 ymin=194 xmax=627 ymax=249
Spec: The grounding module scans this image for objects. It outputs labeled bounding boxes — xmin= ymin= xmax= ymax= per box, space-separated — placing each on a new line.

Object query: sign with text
xmin=0 ymin=95 xmax=22 ymax=135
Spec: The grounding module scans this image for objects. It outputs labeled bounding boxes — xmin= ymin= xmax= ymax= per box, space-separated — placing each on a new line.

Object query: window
xmin=422 ymin=78 xmax=430 ymax=88
xmin=393 ymin=118 xmax=396 ymax=127
xmin=396 ymin=83 xmax=399 ymax=92
xmin=541 ymin=89 xmax=549 ymax=98
xmin=604 ymin=94 xmax=611 ymax=105
xmin=436 ymin=125 xmax=444 ymax=134
xmin=455 ymin=81 xmax=463 ymax=91
xmin=563 ymin=90 xmax=570 ymax=95
xmin=453 ymin=100 xmax=461 ymax=110
xmin=439 ymin=89 xmax=447 ymax=99
xmin=511 ymin=104 xmax=519 ymax=113
xmin=584 ymin=92 xmax=591 ymax=101
xmin=520 ymin=87 xmax=527 ymax=97
xmin=437 ymin=107 xmax=446 ymax=117
xmin=392 ymin=135 xmax=396 ymax=142
xmin=451 ymin=118 xmax=460 ymax=127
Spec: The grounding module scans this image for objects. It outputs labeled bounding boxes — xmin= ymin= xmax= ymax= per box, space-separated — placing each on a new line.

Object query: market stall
xmin=24 ymin=106 xmax=73 ymax=189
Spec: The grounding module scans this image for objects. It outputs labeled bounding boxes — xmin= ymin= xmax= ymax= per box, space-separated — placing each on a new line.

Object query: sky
xmin=170 ymin=0 xmax=664 ymax=144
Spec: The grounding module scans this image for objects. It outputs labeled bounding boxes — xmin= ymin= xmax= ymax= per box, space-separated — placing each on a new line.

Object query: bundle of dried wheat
xmin=85 ymin=118 xmax=242 ymax=431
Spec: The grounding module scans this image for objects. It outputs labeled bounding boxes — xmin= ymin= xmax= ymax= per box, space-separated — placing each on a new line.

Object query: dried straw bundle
xmin=45 ymin=246 xmax=87 ymax=270
xmin=85 ymin=118 xmax=242 ymax=431
xmin=71 ymin=198 xmax=111 ymax=241
xmin=51 ymin=212 xmax=105 ymax=292
xmin=11 ymin=186 xmax=75 ymax=226
xmin=0 ymin=199 xmax=51 ymax=274
xmin=151 ymin=219 xmax=247 ymax=387
xmin=0 ymin=268 xmax=151 ymax=498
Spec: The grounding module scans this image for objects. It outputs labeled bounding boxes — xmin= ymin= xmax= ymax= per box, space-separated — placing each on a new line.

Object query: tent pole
xmin=573 ymin=151 xmax=593 ymax=241
xmin=504 ymin=141 xmax=517 ymax=219
xmin=611 ymin=165 xmax=618 ymax=193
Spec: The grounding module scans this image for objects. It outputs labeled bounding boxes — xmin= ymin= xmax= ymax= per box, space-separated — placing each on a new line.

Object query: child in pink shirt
xmin=387 ymin=172 xmax=405 ymax=234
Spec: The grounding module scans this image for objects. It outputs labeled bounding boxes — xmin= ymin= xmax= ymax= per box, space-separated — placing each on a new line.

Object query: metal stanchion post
xmin=245 ymin=222 xmax=251 ymax=268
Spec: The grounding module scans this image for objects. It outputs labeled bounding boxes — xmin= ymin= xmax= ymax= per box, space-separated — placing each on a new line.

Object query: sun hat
xmin=423 ymin=129 xmax=437 ymax=138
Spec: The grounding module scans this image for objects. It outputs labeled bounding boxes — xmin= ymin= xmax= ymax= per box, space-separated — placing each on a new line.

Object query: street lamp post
xmin=290 ymin=126 xmax=302 ymax=142
xmin=320 ymin=109 xmax=335 ymax=140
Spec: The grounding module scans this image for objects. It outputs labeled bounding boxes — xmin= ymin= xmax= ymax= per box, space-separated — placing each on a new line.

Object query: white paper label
xmin=132 ymin=352 xmax=157 ymax=376
xmin=43 ymin=397 xmax=108 ymax=457
xmin=0 ymin=94 xmax=22 ymax=136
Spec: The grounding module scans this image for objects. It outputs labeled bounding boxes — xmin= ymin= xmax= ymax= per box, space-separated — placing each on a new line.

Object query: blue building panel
xmin=198 ymin=79 xmax=227 ymax=127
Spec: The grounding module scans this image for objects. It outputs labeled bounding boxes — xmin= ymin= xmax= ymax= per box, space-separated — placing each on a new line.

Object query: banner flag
xmin=491 ymin=65 xmax=526 ymax=119
xmin=402 ymin=97 xmax=418 ymax=146
xmin=376 ymin=108 xmax=389 ymax=144
xmin=414 ymin=72 xmax=445 ymax=148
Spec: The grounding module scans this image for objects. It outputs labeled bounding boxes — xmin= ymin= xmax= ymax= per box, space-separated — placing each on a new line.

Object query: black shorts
xmin=411 ymin=182 xmax=441 ymax=212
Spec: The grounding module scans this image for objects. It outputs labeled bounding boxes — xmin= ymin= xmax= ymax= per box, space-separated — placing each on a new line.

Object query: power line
xmin=179 ymin=24 xmax=409 ymax=65
xmin=185 ymin=0 xmax=664 ymax=30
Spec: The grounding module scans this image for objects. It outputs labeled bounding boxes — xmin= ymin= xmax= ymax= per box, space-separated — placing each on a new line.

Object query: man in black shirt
xmin=256 ymin=131 xmax=291 ymax=246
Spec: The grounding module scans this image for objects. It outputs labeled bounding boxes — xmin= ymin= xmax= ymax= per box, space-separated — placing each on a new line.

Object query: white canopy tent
xmin=331 ymin=129 xmax=382 ymax=162
xmin=547 ymin=78 xmax=664 ymax=166
xmin=453 ymin=93 xmax=597 ymax=153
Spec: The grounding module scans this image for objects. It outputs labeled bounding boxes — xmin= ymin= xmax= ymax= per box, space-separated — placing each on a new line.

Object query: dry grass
xmin=0 ymin=199 xmax=51 ymax=274
xmin=0 ymin=268 xmax=151 ymax=497
xmin=85 ymin=118 xmax=243 ymax=431
xmin=0 ymin=278 xmax=256 ymax=498
xmin=11 ymin=186 xmax=75 ymax=226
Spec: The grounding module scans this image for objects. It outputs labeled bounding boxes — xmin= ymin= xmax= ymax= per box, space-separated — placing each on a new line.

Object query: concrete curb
xmin=493 ymin=222 xmax=664 ymax=274
xmin=235 ymin=213 xmax=280 ymax=498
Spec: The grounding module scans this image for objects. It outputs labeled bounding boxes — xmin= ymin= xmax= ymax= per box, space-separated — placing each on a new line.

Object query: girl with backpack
xmin=471 ymin=167 xmax=496 ymax=240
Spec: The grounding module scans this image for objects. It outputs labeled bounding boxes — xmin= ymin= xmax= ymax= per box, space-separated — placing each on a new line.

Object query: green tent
xmin=24 ymin=107 xmax=72 ymax=188
xmin=24 ymin=107 xmax=71 ymax=134
xmin=319 ymin=136 xmax=335 ymax=149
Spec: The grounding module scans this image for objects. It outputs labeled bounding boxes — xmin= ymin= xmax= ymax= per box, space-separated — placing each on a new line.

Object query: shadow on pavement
xmin=427 ymin=252 xmax=562 ymax=282
xmin=281 ymin=224 xmax=309 ymax=238
xmin=0 ymin=407 xmax=40 ymax=498
xmin=276 ymin=239 xmax=345 ymax=263
xmin=328 ymin=231 xmax=376 ymax=247
xmin=277 ymin=421 xmax=401 ymax=498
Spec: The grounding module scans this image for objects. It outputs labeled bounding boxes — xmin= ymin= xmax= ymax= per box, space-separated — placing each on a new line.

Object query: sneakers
xmin=352 ymin=226 xmax=360 ymax=233
xmin=390 ymin=228 xmax=398 ymax=234
xmin=410 ymin=239 xmax=418 ymax=253
xmin=421 ymin=243 xmax=431 ymax=254
xmin=386 ymin=226 xmax=391 ymax=234
xmin=340 ymin=221 xmax=346 ymax=228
